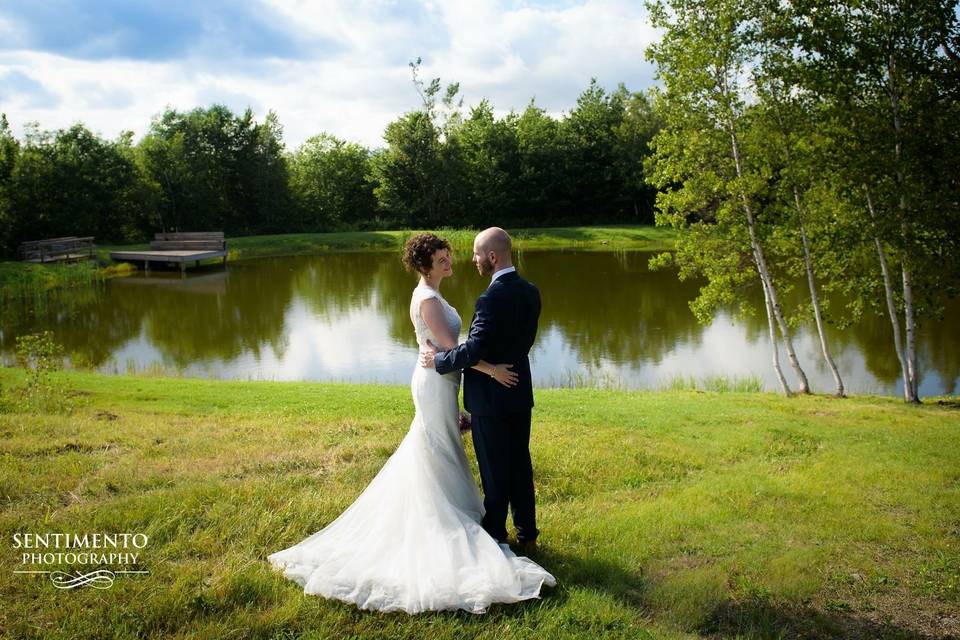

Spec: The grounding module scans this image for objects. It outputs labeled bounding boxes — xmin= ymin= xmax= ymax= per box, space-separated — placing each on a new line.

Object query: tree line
xmin=0 ymin=69 xmax=661 ymax=259
xmin=645 ymin=0 xmax=959 ymax=402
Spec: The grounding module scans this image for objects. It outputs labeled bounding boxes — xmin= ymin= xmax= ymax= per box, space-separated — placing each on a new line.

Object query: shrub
xmin=11 ymin=330 xmax=72 ymax=413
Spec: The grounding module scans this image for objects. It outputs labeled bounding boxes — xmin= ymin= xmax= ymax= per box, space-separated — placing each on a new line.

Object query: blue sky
xmin=0 ymin=1 xmax=659 ymax=148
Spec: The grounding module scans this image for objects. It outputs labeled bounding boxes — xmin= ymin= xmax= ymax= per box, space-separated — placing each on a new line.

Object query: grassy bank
xmin=0 ymin=260 xmax=134 ymax=304
xmin=1 ymin=368 xmax=957 ymax=639
xmin=96 ymin=225 xmax=677 ymax=261
xmin=0 ymin=225 xmax=675 ymax=300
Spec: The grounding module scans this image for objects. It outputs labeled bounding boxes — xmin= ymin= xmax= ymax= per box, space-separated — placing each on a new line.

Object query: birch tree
xmin=749 ymin=24 xmax=847 ymax=396
xmin=793 ymin=0 xmax=960 ymax=402
xmin=646 ymin=0 xmax=811 ymax=395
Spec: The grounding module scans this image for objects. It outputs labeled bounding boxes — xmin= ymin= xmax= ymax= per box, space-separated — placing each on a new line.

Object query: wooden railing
xmin=19 ymin=236 xmax=96 ymax=263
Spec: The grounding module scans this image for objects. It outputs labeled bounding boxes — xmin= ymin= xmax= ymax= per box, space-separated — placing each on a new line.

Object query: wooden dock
xmin=110 ymin=232 xmax=227 ymax=276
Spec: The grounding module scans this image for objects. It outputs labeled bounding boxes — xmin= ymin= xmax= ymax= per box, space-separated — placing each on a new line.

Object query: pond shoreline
xmin=3 ymin=238 xmax=956 ymax=398
xmin=0 ymin=225 xmax=677 ymax=300
xmin=3 ymin=364 xmax=958 ymax=406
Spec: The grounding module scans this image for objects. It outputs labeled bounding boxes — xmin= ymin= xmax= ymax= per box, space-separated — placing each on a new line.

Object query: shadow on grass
xmin=541 ymin=547 xmax=946 ymax=639
xmin=395 ymin=545 xmax=942 ymax=640
xmin=545 ymin=548 xmax=941 ymax=640
xmin=267 ymin=544 xmax=946 ymax=639
xmin=402 ymin=545 xmax=649 ymax=623
xmin=542 ymin=547 xmax=945 ymax=640
xmin=700 ymin=596 xmax=946 ymax=640
xmin=291 ymin=545 xmax=646 ymax=626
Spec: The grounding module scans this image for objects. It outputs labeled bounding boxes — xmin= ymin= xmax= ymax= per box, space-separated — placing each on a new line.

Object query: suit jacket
xmin=434 ymin=270 xmax=541 ymax=416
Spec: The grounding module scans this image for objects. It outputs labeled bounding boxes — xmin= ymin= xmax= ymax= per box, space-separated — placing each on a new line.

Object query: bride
xmin=267 ymin=233 xmax=556 ymax=614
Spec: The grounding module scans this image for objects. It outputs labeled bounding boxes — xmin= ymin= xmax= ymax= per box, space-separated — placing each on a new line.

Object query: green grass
xmin=96 ymin=225 xmax=678 ymax=261
xmin=0 ymin=260 xmax=134 ymax=304
xmin=660 ymin=374 xmax=764 ymax=394
xmin=1 ymin=367 xmax=958 ymax=639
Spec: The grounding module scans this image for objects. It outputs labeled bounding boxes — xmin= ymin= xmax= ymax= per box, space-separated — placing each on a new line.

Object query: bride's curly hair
xmin=402 ymin=233 xmax=451 ymax=275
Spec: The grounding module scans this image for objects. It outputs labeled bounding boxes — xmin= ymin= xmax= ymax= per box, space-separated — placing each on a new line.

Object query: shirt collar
xmin=491 ymin=266 xmax=516 ymax=283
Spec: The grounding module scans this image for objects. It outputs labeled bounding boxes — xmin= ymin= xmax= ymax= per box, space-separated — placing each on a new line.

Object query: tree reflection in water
xmin=1 ymin=250 xmax=956 ymax=395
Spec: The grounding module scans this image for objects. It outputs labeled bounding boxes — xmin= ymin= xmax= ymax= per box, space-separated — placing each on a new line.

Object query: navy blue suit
xmin=434 ymin=270 xmax=541 ymax=543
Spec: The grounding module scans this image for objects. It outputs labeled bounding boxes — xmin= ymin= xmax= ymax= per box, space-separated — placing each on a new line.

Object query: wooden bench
xmin=150 ymin=231 xmax=226 ymax=252
xmin=109 ymin=231 xmax=228 ymax=276
xmin=19 ymin=236 xmax=96 ymax=263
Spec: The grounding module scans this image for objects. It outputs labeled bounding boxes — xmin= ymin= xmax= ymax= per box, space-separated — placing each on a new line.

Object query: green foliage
xmin=789 ymin=0 xmax=960 ymax=316
xmin=371 ymin=110 xmax=450 ymax=227
xmin=0 ymin=260 xmax=101 ymax=306
xmin=2 ymin=121 xmax=151 ymax=255
xmin=8 ymin=330 xmax=72 ymax=414
xmin=645 ymin=0 xmax=769 ymax=323
xmin=644 ymin=0 xmax=960 ymax=399
xmin=371 ymin=74 xmax=663 ymax=229
xmin=515 ymin=100 xmax=565 ymax=220
xmin=449 ymin=100 xmax=520 ymax=222
xmin=0 ymin=114 xmax=19 ymax=257
xmin=563 ymin=80 xmax=632 ymax=219
xmin=0 ymin=78 xmax=664 ymax=260
xmin=288 ymin=133 xmax=376 ymax=230
xmin=138 ymin=105 xmax=292 ymax=237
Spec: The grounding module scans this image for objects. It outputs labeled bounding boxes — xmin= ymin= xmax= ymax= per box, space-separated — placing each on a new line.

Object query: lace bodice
xmin=410 ymin=284 xmax=462 ymax=349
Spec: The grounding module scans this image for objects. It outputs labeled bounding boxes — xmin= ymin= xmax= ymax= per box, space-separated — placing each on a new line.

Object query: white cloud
xmin=0 ymin=0 xmax=659 ymax=149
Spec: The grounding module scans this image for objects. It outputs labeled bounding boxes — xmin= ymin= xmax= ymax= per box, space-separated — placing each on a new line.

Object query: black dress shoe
xmin=516 ymin=539 xmax=538 ymax=556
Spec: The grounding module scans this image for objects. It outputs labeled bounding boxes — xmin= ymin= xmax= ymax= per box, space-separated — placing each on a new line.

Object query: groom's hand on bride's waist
xmin=419 ymin=340 xmax=438 ymax=368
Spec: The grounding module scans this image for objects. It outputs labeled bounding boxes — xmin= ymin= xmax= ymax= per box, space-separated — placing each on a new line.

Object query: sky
xmin=0 ymin=0 xmax=660 ymax=150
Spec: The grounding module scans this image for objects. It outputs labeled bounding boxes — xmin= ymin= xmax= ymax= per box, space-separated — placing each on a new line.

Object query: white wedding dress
xmin=267 ymin=283 xmax=556 ymax=614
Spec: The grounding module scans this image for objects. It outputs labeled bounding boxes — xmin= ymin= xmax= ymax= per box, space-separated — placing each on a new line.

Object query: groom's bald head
xmin=476 ymin=227 xmax=512 ymax=257
xmin=472 ymin=227 xmax=513 ymax=276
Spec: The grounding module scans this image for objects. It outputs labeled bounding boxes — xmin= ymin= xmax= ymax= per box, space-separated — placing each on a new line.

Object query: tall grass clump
xmin=4 ymin=330 xmax=73 ymax=413
xmin=661 ymin=374 xmax=763 ymax=393
xmin=0 ymin=261 xmax=98 ymax=300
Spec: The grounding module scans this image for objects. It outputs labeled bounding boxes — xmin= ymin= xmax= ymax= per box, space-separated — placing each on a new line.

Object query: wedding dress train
xmin=267 ymin=283 xmax=556 ymax=613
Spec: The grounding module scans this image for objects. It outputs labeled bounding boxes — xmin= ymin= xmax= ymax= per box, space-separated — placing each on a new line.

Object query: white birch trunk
xmin=901 ymin=258 xmax=920 ymax=402
xmin=797 ymin=207 xmax=845 ymax=397
xmin=865 ymin=186 xmax=913 ymax=402
xmin=775 ymin=116 xmax=844 ymax=396
xmin=727 ymin=124 xmax=810 ymax=393
xmin=756 ymin=247 xmax=792 ymax=396
xmin=775 ymin=97 xmax=844 ymax=398
xmin=887 ymin=55 xmax=921 ymax=402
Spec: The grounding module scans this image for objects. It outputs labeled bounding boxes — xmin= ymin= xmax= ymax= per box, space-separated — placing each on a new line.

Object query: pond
xmin=1 ymin=250 xmax=957 ymax=396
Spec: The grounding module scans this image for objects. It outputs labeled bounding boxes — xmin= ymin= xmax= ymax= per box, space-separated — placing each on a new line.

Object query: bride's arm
xmin=420 ymin=299 xmax=518 ymax=387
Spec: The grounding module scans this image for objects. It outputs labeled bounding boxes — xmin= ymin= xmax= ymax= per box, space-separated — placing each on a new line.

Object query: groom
xmin=419 ymin=227 xmax=542 ymax=552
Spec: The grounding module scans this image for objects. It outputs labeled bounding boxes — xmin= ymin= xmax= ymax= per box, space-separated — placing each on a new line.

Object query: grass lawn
xmin=0 ymin=225 xmax=676 ymax=302
xmin=95 ymin=225 xmax=678 ymax=261
xmin=1 ymin=368 xmax=958 ymax=639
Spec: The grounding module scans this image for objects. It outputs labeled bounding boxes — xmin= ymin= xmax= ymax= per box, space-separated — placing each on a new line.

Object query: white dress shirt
xmin=490 ymin=266 xmax=516 ymax=283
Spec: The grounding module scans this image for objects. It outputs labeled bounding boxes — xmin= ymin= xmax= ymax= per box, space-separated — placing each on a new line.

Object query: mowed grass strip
xmin=1 ymin=368 xmax=958 ymax=639
xmin=97 ymin=225 xmax=678 ymax=263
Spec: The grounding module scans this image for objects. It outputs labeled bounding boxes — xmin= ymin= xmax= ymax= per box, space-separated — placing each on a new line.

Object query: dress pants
xmin=470 ymin=410 xmax=539 ymax=543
